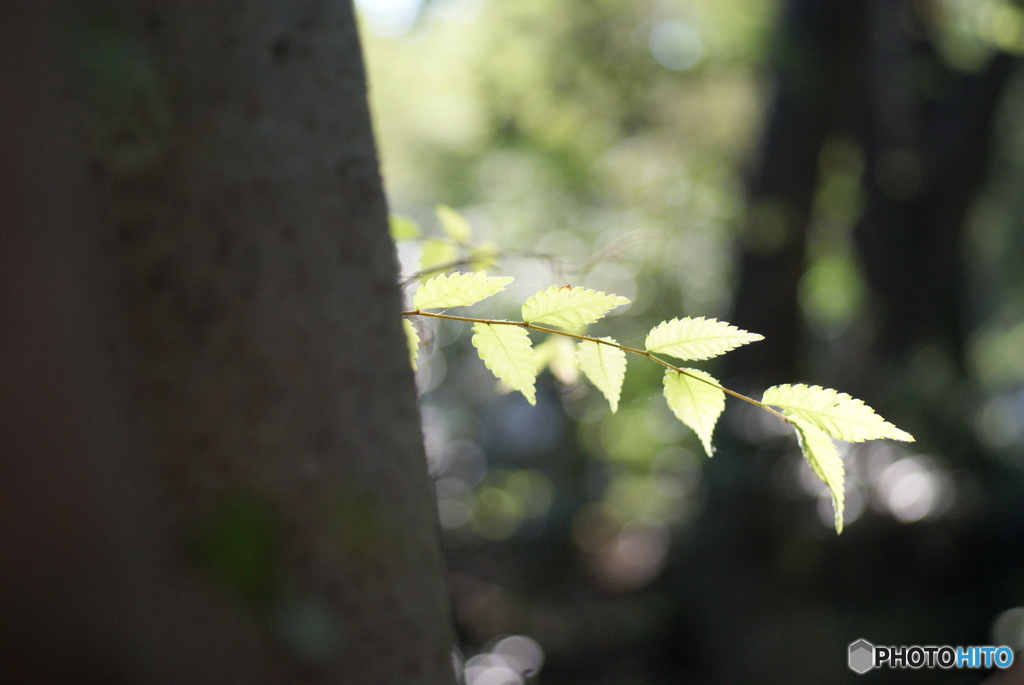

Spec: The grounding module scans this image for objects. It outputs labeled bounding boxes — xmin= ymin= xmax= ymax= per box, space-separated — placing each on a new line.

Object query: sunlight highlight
xmin=356 ymin=0 xmax=423 ymax=36
xmin=875 ymin=456 xmax=952 ymax=523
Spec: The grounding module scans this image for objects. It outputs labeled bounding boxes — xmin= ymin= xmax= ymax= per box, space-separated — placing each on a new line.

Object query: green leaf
xmin=471 ymin=323 xmax=537 ymax=405
xmin=534 ymin=334 xmax=579 ymax=384
xmin=790 ymin=416 xmax=845 ymax=534
xmin=413 ymin=272 xmax=513 ymax=310
xmin=662 ymin=369 xmax=726 ymax=457
xmin=419 ymin=238 xmax=458 ymax=274
xmin=389 ymin=214 xmax=421 ymax=241
xmin=576 ymin=338 xmax=627 ymax=413
xmin=521 ymin=286 xmax=629 ymax=329
xmin=436 ymin=205 xmax=472 ymax=243
xmin=645 ymin=317 xmax=763 ymax=361
xmin=761 ymin=384 xmax=915 ymax=443
xmin=403 ymin=318 xmax=419 ymax=371
xmin=532 ymin=334 xmax=559 ymax=371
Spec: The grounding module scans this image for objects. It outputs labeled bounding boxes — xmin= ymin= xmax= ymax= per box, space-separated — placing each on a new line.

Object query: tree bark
xmin=1 ymin=1 xmax=456 ymax=682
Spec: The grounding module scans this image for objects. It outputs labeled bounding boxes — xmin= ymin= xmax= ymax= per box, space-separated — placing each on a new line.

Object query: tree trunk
xmin=725 ymin=0 xmax=867 ymax=386
xmin=1 ymin=1 xmax=456 ymax=682
xmin=727 ymin=0 xmax=1015 ymax=387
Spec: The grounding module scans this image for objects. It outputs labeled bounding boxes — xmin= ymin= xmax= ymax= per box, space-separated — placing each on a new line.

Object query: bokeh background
xmin=358 ymin=0 xmax=1024 ymax=682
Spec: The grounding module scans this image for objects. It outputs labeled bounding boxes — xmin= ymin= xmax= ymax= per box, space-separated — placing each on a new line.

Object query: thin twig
xmin=401 ymin=309 xmax=790 ymax=423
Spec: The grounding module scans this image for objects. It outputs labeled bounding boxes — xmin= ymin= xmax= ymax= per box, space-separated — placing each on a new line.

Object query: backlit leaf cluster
xmin=391 ymin=205 xmax=498 ymax=277
xmin=397 ymin=212 xmax=914 ymax=535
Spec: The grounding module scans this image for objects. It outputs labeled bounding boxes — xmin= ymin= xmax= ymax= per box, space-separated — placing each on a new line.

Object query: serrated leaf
xmin=413 ymin=272 xmax=513 ymax=310
xmin=576 ymin=338 xmax=627 ymax=413
xmin=471 ymin=323 xmax=537 ymax=405
xmin=645 ymin=317 xmax=764 ymax=361
xmin=436 ymin=205 xmax=471 ymax=243
xmin=662 ymin=369 xmax=726 ymax=457
xmin=762 ymin=384 xmax=915 ymax=443
xmin=790 ymin=416 xmax=845 ymax=534
xmin=521 ymin=286 xmax=629 ymax=330
xmin=389 ymin=214 xmax=421 ymax=241
xmin=403 ymin=318 xmax=419 ymax=370
xmin=419 ymin=238 xmax=458 ymax=274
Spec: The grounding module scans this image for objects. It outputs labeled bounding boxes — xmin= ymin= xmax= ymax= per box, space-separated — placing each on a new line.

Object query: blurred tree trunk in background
xmin=726 ymin=0 xmax=1015 ymax=388
xmin=727 ymin=0 xmax=867 ymax=387
xmin=853 ymin=8 xmax=1014 ymax=370
xmin=692 ymin=1 xmax=1019 ymax=681
xmin=0 ymin=2 xmax=455 ymax=683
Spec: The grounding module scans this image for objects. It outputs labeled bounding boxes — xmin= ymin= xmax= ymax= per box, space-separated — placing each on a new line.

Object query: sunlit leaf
xmin=762 ymin=384 xmax=915 ymax=443
xmin=471 ymin=323 xmax=537 ymax=405
xmin=790 ymin=416 xmax=845 ymax=534
xmin=534 ymin=334 xmax=580 ymax=384
xmin=413 ymin=271 xmax=513 ymax=310
xmin=521 ymin=285 xmax=629 ymax=329
xmin=576 ymin=338 xmax=627 ymax=413
xmin=419 ymin=238 xmax=458 ymax=274
xmin=645 ymin=317 xmax=763 ymax=361
xmin=389 ymin=214 xmax=420 ymax=241
xmin=662 ymin=368 xmax=725 ymax=457
xmin=533 ymin=334 xmax=558 ymax=370
xmin=436 ymin=204 xmax=472 ymax=243
xmin=403 ymin=318 xmax=419 ymax=370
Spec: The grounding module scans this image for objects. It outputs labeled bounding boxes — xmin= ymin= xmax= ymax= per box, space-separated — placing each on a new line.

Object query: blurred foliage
xmin=364 ymin=0 xmax=772 ymax=318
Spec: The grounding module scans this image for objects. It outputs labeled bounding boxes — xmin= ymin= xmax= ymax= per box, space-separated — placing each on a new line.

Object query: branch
xmin=401 ymin=309 xmax=789 ymax=422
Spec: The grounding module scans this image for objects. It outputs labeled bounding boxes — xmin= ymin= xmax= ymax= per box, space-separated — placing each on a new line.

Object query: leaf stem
xmin=401 ymin=309 xmax=790 ymax=423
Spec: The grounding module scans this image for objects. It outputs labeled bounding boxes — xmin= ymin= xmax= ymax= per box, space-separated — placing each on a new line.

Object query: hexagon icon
xmin=848 ymin=639 xmax=874 ymax=674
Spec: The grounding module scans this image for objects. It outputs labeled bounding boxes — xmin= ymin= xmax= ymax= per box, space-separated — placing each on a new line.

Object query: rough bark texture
xmin=2 ymin=1 xmax=456 ymax=682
